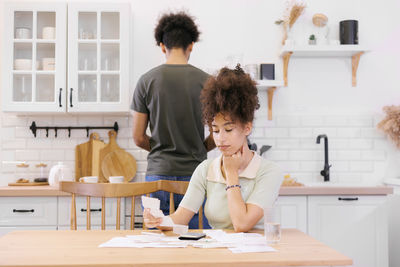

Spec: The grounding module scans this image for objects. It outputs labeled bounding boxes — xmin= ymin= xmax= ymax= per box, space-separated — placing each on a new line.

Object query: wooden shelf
xmin=280 ymin=45 xmax=368 ymax=86
xmin=256 ymin=80 xmax=284 ymax=121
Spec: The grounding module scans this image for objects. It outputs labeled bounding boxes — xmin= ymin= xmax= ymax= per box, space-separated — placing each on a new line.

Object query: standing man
xmin=131 ymin=11 xmax=214 ymax=228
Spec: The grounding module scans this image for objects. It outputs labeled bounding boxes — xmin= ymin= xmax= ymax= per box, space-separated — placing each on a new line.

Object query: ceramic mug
xmin=79 ymin=176 xmax=98 ymax=183
xmin=109 ymin=176 xmax=124 ymax=183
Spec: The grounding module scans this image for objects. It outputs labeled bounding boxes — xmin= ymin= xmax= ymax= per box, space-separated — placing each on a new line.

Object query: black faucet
xmin=316 ymin=134 xmax=332 ymax=182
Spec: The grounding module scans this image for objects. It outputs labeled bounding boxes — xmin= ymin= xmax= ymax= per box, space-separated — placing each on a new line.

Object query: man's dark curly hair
xmin=200 ymin=64 xmax=260 ymax=126
xmin=154 ymin=11 xmax=200 ymax=50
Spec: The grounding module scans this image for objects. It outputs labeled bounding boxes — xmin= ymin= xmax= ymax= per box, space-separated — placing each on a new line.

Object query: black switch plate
xmin=260 ymin=64 xmax=275 ymax=80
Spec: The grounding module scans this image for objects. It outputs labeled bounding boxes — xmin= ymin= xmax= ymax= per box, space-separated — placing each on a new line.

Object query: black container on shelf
xmin=260 ymin=64 xmax=275 ymax=80
xmin=340 ymin=20 xmax=358 ymax=44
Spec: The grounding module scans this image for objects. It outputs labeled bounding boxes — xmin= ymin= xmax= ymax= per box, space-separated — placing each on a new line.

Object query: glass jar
xmin=35 ymin=163 xmax=48 ymax=182
xmin=15 ymin=162 xmax=30 ymax=183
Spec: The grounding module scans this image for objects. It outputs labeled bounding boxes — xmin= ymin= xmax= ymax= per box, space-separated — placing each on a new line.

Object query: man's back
xmin=132 ymin=64 xmax=209 ymax=176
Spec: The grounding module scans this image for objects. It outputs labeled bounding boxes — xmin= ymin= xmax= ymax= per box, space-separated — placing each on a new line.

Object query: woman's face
xmin=211 ymin=113 xmax=252 ymax=156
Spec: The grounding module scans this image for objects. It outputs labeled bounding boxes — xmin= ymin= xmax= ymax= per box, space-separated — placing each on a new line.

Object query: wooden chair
xmin=59 ymin=180 xmax=203 ymax=230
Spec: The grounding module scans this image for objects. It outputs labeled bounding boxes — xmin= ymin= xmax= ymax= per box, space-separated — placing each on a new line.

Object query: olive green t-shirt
xmin=131 ymin=64 xmax=209 ymax=176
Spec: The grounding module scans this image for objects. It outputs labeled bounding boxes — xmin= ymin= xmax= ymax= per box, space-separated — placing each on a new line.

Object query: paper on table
xmin=229 ymin=245 xmax=276 ymax=253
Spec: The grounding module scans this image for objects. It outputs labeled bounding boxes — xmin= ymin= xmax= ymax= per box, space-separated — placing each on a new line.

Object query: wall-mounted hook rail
xmin=29 ymin=121 xmax=119 ymax=138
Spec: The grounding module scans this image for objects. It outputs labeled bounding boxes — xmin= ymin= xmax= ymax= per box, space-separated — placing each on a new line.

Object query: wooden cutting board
xmin=8 ymin=182 xmax=49 ymax=186
xmin=99 ymin=130 xmax=136 ymax=182
xmin=75 ymin=132 xmax=105 ymax=181
xmin=102 ymin=150 xmax=137 ymax=182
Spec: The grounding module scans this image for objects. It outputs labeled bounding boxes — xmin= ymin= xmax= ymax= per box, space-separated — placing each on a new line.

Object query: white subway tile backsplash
xmin=15 ymin=150 xmax=40 ymax=161
xmin=348 ymin=115 xmax=373 ymax=127
xmin=2 ymin=139 xmax=26 ymax=149
xmin=348 ymin=139 xmax=373 ymax=150
xmin=337 ymin=128 xmax=361 ymax=138
xmin=276 ymin=139 xmax=299 ymax=149
xmin=250 ymin=127 xmax=264 ymax=138
xmin=39 ymin=149 xmax=65 ymax=161
xmin=312 ymin=128 xmax=338 ymax=138
xmin=289 ymin=128 xmax=313 ymax=138
xmin=264 ymin=128 xmax=288 ymax=138
xmin=1 ymin=115 xmax=28 ymax=127
xmin=0 ymin=113 xmax=392 ymax=186
xmin=350 ymin=161 xmax=374 ymax=172
xmin=324 ymin=116 xmax=348 ymax=126
xmin=301 ymin=116 xmax=324 ymax=126
xmin=276 ymin=115 xmax=300 ymax=127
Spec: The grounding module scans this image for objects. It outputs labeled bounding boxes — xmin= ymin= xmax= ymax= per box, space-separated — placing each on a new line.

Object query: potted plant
xmin=309 ymin=34 xmax=316 ymax=45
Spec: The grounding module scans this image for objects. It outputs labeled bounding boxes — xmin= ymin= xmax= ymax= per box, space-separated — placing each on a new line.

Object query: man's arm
xmin=132 ymin=111 xmax=151 ymax=151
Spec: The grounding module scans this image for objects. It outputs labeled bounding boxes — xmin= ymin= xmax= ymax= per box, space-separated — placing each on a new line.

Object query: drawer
xmin=0 ymin=197 xmax=57 ymax=226
xmin=58 ymin=196 xmax=125 ymax=226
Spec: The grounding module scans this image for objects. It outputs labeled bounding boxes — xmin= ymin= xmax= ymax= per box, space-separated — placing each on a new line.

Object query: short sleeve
xmin=131 ymin=76 xmax=149 ymax=114
xmin=246 ymin=161 xmax=283 ymax=209
xmin=178 ymin=160 xmax=210 ymax=213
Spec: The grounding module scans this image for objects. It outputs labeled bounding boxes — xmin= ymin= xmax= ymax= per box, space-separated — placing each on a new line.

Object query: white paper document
xmin=99 ymin=230 xmax=276 ymax=253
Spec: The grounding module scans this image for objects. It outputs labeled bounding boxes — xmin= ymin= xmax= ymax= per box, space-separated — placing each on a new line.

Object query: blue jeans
xmin=145 ymin=175 xmax=211 ymax=229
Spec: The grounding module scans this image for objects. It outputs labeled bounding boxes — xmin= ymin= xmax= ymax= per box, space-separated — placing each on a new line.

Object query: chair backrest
xmin=59 ymin=180 xmax=203 ymax=230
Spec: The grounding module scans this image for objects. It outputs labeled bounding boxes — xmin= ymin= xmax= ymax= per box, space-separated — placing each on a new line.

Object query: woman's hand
xmin=143 ymin=208 xmax=163 ymax=228
xmin=222 ymin=142 xmax=246 ymax=184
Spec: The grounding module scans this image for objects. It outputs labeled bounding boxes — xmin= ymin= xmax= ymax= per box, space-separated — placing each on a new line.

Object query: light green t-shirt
xmin=179 ymin=153 xmax=283 ymax=229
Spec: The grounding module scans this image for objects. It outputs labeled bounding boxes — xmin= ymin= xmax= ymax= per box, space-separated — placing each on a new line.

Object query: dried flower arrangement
xmin=377 ymin=105 xmax=400 ymax=148
xmin=275 ymin=0 xmax=306 ymax=45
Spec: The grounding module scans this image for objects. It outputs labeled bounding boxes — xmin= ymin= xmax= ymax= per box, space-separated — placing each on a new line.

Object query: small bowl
xmin=14 ymin=59 xmax=32 ymax=70
xmin=109 ymin=176 xmax=124 ymax=183
xmin=15 ymin=27 xmax=31 ymax=39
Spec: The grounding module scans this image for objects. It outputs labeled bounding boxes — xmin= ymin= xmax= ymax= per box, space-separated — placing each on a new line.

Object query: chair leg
xmin=101 ymin=197 xmax=105 ymax=230
xmin=198 ymin=206 xmax=204 ymax=229
xmin=116 ymin=197 xmax=121 ymax=230
xmin=71 ymin=193 xmax=77 ymax=230
xmin=169 ymin=193 xmax=175 ymax=214
xmin=86 ymin=196 xmax=91 ymax=230
xmin=131 ymin=197 xmax=135 ymax=230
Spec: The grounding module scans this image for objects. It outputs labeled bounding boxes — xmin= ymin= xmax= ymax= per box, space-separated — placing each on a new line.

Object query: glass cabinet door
xmin=68 ymin=3 xmax=130 ymax=113
xmin=2 ymin=2 xmax=66 ymax=112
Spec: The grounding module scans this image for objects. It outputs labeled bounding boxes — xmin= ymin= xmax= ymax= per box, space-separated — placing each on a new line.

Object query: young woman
xmin=143 ymin=65 xmax=283 ymax=232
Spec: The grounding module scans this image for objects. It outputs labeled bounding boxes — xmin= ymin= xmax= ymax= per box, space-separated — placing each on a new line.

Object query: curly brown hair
xmin=200 ymin=64 xmax=260 ymax=125
xmin=154 ymin=11 xmax=200 ymax=50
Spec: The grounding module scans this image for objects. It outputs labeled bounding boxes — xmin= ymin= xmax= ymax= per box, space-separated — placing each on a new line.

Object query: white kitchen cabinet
xmin=58 ymin=196 xmax=125 ymax=228
xmin=274 ymin=196 xmax=307 ymax=233
xmin=0 ymin=196 xmax=57 ymax=236
xmin=2 ymin=1 xmax=130 ymax=113
xmin=308 ymin=195 xmax=388 ymax=267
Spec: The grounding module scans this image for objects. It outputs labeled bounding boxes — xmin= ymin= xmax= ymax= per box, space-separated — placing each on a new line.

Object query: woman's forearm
xmin=226 ymin=172 xmax=253 ymax=232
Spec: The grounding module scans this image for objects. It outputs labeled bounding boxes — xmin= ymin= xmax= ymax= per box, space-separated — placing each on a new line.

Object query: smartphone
xmin=178 ymin=232 xmax=206 ymax=240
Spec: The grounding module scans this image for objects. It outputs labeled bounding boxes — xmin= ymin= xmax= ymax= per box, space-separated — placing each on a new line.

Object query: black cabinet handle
xmin=69 ymin=88 xmax=73 ymax=107
xmin=338 ymin=197 xmax=359 ymax=201
xmin=80 ymin=208 xmax=102 ymax=212
xmin=59 ymin=88 xmax=62 ymax=107
xmin=13 ymin=209 xmax=34 ymax=213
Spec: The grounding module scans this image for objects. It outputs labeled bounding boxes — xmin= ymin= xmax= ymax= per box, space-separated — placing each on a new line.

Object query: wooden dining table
xmin=0 ymin=228 xmax=352 ymax=267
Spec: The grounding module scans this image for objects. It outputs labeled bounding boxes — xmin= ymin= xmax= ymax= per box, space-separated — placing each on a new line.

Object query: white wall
xmin=1 ymin=0 xmax=398 ymax=183
xmin=1 ymin=0 xmax=400 ymax=265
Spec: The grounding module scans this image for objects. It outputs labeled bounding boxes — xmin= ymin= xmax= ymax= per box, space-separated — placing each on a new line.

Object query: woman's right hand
xmin=143 ymin=208 xmax=163 ymax=228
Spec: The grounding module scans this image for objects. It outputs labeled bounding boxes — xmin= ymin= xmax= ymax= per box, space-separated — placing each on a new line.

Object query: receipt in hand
xmin=141 ymin=196 xmax=174 ymax=227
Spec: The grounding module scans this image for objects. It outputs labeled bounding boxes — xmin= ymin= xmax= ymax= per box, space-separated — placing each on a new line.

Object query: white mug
xmin=79 ymin=176 xmax=98 ymax=183
xmin=109 ymin=176 xmax=124 ymax=183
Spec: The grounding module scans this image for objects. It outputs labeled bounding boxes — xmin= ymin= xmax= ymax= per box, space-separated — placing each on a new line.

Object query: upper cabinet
xmin=2 ymin=2 xmax=130 ymax=113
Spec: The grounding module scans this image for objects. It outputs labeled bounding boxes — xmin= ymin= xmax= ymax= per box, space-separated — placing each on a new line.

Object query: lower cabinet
xmin=274 ymin=196 xmax=307 ymax=233
xmin=308 ymin=195 xmax=388 ymax=267
xmin=0 ymin=197 xmax=58 ymax=236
